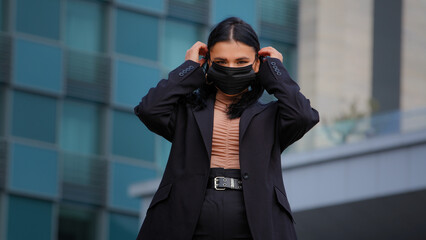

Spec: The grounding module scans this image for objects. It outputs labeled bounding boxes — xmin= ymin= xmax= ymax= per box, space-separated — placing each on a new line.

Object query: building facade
xmin=0 ymin=0 xmax=299 ymax=239
xmin=131 ymin=0 xmax=426 ymax=239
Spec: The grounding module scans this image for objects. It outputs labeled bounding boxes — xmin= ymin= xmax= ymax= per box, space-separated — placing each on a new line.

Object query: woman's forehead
xmin=210 ymin=40 xmax=256 ymax=59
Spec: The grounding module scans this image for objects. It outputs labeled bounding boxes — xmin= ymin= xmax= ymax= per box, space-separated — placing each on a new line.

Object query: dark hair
xmin=186 ymin=17 xmax=264 ymax=119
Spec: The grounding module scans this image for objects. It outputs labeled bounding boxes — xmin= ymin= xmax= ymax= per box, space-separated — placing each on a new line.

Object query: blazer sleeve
xmin=257 ymin=58 xmax=320 ymax=152
xmin=134 ymin=60 xmax=204 ymax=142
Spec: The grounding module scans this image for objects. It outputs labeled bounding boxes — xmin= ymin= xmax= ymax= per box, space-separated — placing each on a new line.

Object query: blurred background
xmin=0 ymin=0 xmax=425 ymax=239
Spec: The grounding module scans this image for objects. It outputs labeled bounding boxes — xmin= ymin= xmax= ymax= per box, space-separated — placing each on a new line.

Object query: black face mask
xmin=207 ymin=62 xmax=256 ymax=95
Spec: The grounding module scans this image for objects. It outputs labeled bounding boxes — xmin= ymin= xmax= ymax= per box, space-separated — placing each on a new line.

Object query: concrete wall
xmin=283 ymin=129 xmax=426 ymax=211
xmin=400 ymin=0 xmax=426 ymax=111
xmin=298 ymin=0 xmax=374 ymax=121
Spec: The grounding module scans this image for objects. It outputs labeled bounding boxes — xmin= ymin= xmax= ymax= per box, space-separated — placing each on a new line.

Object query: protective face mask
xmin=207 ymin=62 xmax=256 ymax=95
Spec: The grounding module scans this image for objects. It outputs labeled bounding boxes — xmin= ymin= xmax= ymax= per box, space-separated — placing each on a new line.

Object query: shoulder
xmin=249 ymin=99 xmax=276 ymax=115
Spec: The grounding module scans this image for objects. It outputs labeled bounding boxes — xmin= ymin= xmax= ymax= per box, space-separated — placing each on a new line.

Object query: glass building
xmin=0 ymin=0 xmax=299 ymax=239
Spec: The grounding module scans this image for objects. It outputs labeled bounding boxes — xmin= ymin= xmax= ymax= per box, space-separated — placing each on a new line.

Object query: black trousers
xmin=192 ymin=168 xmax=253 ymax=240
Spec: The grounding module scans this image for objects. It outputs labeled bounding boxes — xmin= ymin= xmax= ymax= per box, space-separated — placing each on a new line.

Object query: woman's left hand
xmin=258 ymin=47 xmax=283 ymax=63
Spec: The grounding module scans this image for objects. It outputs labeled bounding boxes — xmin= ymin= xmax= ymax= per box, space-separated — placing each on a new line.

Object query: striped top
xmin=210 ymin=90 xmax=241 ymax=169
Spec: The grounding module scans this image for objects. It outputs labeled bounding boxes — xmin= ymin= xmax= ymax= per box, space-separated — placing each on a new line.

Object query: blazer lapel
xmin=192 ymin=95 xmax=215 ymax=159
xmin=240 ymin=102 xmax=267 ymax=141
xmin=192 ymin=95 xmax=267 ymax=159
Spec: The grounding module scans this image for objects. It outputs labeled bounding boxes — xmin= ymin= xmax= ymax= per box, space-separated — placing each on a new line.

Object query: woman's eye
xmin=237 ymin=61 xmax=249 ymax=65
xmin=215 ymin=61 xmax=225 ymax=64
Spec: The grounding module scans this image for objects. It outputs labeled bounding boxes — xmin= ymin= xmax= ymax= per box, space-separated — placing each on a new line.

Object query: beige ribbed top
xmin=210 ymin=90 xmax=241 ymax=169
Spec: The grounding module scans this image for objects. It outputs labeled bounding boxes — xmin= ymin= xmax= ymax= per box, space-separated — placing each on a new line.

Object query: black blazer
xmin=134 ymin=58 xmax=319 ymax=240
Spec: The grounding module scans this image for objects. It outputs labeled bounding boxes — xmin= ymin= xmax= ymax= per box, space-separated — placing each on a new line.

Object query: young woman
xmin=134 ymin=17 xmax=319 ymax=240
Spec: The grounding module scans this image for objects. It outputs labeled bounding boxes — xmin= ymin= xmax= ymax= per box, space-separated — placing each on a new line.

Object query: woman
xmin=134 ymin=17 xmax=319 ymax=240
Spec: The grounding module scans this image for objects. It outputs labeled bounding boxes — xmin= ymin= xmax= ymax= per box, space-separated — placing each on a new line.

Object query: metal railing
xmin=0 ymin=32 xmax=11 ymax=83
xmin=66 ymin=49 xmax=111 ymax=103
xmin=0 ymin=139 xmax=7 ymax=190
xmin=287 ymin=107 xmax=426 ymax=153
xmin=60 ymin=151 xmax=108 ymax=206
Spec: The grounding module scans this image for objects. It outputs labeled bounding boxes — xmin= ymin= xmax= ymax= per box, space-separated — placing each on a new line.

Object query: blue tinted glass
xmin=62 ymin=153 xmax=102 ymax=187
xmin=112 ymin=110 xmax=155 ymax=161
xmin=60 ymin=99 xmax=102 ymax=154
xmin=13 ymin=38 xmax=63 ymax=93
xmin=12 ymin=91 xmax=57 ymax=143
xmin=0 ymin=0 xmax=4 ymax=31
xmin=212 ymin=0 xmax=257 ymax=30
xmin=157 ymin=137 xmax=171 ymax=170
xmin=110 ymin=161 xmax=156 ymax=211
xmin=261 ymin=0 xmax=297 ymax=27
xmin=114 ymin=60 xmax=160 ymax=107
xmin=7 ymin=196 xmax=53 ymax=240
xmin=0 ymin=85 xmax=4 ymax=136
xmin=261 ymin=0 xmax=285 ymax=24
xmin=10 ymin=143 xmax=58 ymax=197
xmin=58 ymin=206 xmax=97 ymax=240
xmin=117 ymin=0 xmax=165 ymax=14
xmin=115 ymin=9 xmax=159 ymax=60
xmin=65 ymin=0 xmax=106 ymax=52
xmin=162 ymin=19 xmax=202 ymax=70
xmin=109 ymin=213 xmax=140 ymax=240
xmin=16 ymin=0 xmax=60 ymax=39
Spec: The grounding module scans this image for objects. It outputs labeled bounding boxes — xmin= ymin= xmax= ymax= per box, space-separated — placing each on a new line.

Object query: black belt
xmin=208 ymin=176 xmax=243 ymax=190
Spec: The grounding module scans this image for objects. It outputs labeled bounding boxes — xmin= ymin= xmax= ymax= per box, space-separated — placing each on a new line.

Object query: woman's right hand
xmin=185 ymin=41 xmax=208 ymax=66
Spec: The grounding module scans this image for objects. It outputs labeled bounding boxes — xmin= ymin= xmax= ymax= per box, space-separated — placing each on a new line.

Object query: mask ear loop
xmin=204 ymin=52 xmax=214 ymax=85
xmin=246 ymin=53 xmax=261 ymax=92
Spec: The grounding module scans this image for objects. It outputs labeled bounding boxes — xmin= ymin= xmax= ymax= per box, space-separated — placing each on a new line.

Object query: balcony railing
xmin=0 ymin=32 xmax=11 ymax=83
xmin=66 ymin=49 xmax=111 ymax=103
xmin=287 ymin=107 xmax=426 ymax=153
xmin=0 ymin=139 xmax=7 ymax=190
xmin=61 ymin=152 xmax=108 ymax=206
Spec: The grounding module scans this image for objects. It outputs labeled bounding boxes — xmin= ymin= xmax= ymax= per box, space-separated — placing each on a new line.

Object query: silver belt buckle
xmin=214 ymin=176 xmax=226 ymax=190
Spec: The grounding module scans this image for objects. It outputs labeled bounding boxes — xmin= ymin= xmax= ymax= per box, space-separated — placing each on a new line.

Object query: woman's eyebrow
xmin=236 ymin=57 xmax=250 ymax=60
xmin=213 ymin=57 xmax=250 ymax=61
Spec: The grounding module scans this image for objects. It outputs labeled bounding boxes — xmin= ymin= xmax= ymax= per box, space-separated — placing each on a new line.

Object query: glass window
xmin=61 ymin=153 xmax=107 ymax=205
xmin=157 ymin=137 xmax=171 ymax=171
xmin=16 ymin=0 xmax=60 ymax=39
xmin=260 ymin=0 xmax=294 ymax=25
xmin=65 ymin=0 xmax=106 ymax=52
xmin=0 ymin=32 xmax=11 ymax=84
xmin=115 ymin=9 xmax=159 ymax=60
xmin=60 ymin=99 xmax=103 ymax=155
xmin=117 ymin=0 xmax=165 ymax=14
xmin=110 ymin=161 xmax=156 ymax=211
xmin=0 ymin=195 xmax=3 ymax=235
xmin=212 ymin=0 xmax=257 ymax=30
xmin=62 ymin=153 xmax=101 ymax=185
xmin=260 ymin=0 xmax=295 ymax=26
xmin=11 ymin=91 xmax=57 ymax=143
xmin=109 ymin=212 xmax=140 ymax=240
xmin=173 ymin=0 xmax=201 ymax=3
xmin=58 ymin=205 xmax=98 ymax=240
xmin=0 ymin=0 xmax=6 ymax=31
xmin=10 ymin=143 xmax=58 ymax=197
xmin=259 ymin=0 xmax=298 ymax=45
xmin=0 ymin=85 xmax=5 ymax=136
xmin=112 ymin=110 xmax=155 ymax=161
xmin=114 ymin=60 xmax=160 ymax=107
xmin=162 ymin=19 xmax=203 ymax=71
xmin=60 ymin=99 xmax=105 ymax=204
xmin=167 ymin=0 xmax=209 ymax=23
xmin=7 ymin=196 xmax=53 ymax=240
xmin=13 ymin=38 xmax=63 ymax=93
xmin=66 ymin=49 xmax=110 ymax=86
